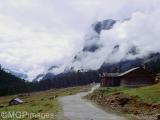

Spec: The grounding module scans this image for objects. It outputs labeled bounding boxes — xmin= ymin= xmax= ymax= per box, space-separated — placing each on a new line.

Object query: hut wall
xmin=101 ymin=77 xmax=120 ymax=87
xmin=9 ymin=100 xmax=20 ymax=105
xmin=121 ymin=68 xmax=155 ymax=86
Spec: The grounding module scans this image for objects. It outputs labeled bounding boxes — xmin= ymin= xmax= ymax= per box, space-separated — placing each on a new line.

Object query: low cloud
xmin=70 ymin=6 xmax=160 ymax=72
xmin=0 ymin=0 xmax=159 ymax=80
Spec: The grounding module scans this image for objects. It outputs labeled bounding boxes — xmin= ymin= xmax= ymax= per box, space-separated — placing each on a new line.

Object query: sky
xmin=0 ymin=0 xmax=160 ymax=80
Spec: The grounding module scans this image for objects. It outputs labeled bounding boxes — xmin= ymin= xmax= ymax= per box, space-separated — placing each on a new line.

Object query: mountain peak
xmin=93 ymin=19 xmax=116 ymax=34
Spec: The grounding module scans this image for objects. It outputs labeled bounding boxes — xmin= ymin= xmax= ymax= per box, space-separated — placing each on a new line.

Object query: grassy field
xmin=123 ymin=83 xmax=160 ymax=104
xmin=90 ymin=83 xmax=160 ymax=104
xmin=0 ymin=85 xmax=90 ymax=120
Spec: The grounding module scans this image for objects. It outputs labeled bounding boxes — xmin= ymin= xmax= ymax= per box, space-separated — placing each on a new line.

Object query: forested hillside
xmin=0 ymin=67 xmax=99 ymax=96
xmin=0 ymin=67 xmax=27 ymax=96
xmin=1 ymin=52 xmax=160 ymax=96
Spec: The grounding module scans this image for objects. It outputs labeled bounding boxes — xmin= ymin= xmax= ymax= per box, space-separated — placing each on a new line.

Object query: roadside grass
xmin=123 ymin=83 xmax=160 ymax=104
xmin=0 ymin=85 xmax=90 ymax=120
xmin=90 ymin=83 xmax=160 ymax=104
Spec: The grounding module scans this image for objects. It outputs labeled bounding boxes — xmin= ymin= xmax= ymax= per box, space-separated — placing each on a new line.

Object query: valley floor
xmin=0 ymin=85 xmax=90 ymax=120
xmin=1 ymin=83 xmax=159 ymax=120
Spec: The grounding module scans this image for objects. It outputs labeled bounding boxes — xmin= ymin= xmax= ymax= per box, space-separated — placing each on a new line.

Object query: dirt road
xmin=59 ymin=84 xmax=126 ymax=120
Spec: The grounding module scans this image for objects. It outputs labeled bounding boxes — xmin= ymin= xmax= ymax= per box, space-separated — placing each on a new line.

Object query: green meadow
xmin=90 ymin=83 xmax=160 ymax=104
xmin=0 ymin=85 xmax=90 ymax=120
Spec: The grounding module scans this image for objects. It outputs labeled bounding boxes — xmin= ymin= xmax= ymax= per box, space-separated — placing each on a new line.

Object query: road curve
xmin=59 ymin=84 xmax=126 ymax=120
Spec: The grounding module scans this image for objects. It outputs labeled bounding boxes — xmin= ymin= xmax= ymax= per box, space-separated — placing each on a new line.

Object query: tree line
xmin=0 ymin=68 xmax=100 ymax=96
xmin=1 ymin=54 xmax=160 ymax=96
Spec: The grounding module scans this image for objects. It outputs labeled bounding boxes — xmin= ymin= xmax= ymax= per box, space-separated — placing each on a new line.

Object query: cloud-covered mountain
xmin=1 ymin=0 xmax=160 ymax=80
xmin=38 ymin=17 xmax=160 ymax=81
xmin=70 ymin=18 xmax=143 ymax=71
xmin=34 ymin=19 xmax=116 ymax=80
xmin=72 ymin=19 xmax=116 ymax=63
xmin=70 ymin=9 xmax=160 ymax=72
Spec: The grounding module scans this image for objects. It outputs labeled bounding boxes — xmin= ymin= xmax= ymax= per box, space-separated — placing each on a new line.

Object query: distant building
xmin=101 ymin=73 xmax=121 ymax=86
xmin=9 ymin=98 xmax=23 ymax=105
xmin=101 ymin=67 xmax=156 ymax=87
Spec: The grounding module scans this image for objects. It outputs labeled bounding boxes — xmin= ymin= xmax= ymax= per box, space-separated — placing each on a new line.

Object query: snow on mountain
xmin=3 ymin=68 xmax=28 ymax=80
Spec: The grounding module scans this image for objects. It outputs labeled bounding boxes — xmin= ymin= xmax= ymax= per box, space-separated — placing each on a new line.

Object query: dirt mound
xmin=87 ymin=92 xmax=160 ymax=120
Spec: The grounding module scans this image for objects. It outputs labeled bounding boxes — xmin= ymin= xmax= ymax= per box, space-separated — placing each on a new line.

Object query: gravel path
xmin=59 ymin=84 xmax=126 ymax=120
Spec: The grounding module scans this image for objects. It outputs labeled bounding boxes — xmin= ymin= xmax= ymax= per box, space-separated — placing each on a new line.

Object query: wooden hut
xmin=9 ymin=98 xmax=23 ymax=105
xmin=119 ymin=67 xmax=156 ymax=87
xmin=101 ymin=67 xmax=156 ymax=87
xmin=101 ymin=73 xmax=121 ymax=87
